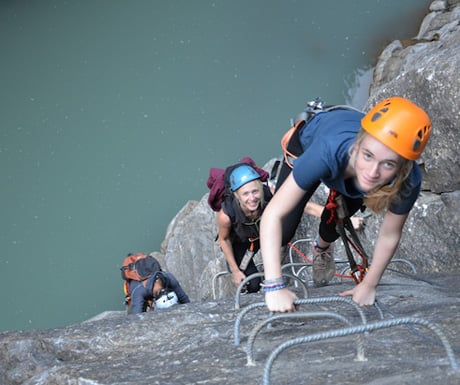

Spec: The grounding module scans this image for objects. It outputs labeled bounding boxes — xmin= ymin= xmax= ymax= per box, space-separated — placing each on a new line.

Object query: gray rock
xmin=0 ymin=274 xmax=459 ymax=385
xmin=370 ymin=1 xmax=460 ymax=193
xmin=2 ymin=2 xmax=460 ymax=385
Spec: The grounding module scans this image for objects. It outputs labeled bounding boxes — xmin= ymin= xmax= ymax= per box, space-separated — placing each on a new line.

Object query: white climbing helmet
xmin=155 ymin=290 xmax=178 ymax=309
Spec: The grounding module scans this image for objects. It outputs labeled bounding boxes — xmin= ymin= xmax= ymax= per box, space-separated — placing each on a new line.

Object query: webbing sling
xmin=327 ymin=190 xmax=370 ymax=284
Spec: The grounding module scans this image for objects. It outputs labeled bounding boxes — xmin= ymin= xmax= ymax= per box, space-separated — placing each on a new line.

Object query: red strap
xmin=325 ymin=189 xmax=338 ymax=224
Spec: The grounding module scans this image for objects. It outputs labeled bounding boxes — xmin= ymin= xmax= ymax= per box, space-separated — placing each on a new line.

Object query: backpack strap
xmin=281 ymin=99 xmax=363 ymax=168
xmin=221 ymin=195 xmax=236 ymax=223
xmin=281 ymin=119 xmax=306 ymax=169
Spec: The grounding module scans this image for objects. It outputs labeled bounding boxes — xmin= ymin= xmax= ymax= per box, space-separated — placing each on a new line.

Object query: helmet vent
xmin=418 ymin=125 xmax=431 ymax=139
xmin=413 ymin=139 xmax=422 ymax=152
xmin=371 ymin=107 xmax=390 ymax=122
xmin=371 ymin=112 xmax=382 ymax=122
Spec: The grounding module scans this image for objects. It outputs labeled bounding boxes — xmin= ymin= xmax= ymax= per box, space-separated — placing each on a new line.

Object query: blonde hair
xmin=234 ymin=179 xmax=266 ymax=208
xmin=352 ymin=128 xmax=413 ymax=214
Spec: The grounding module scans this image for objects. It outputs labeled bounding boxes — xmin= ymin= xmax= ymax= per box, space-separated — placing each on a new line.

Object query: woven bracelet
xmin=262 ymin=283 xmax=286 ymax=293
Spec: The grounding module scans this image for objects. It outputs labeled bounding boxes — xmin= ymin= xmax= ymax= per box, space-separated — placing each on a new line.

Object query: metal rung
xmin=263 ymin=317 xmax=459 ymax=385
xmin=234 ymin=272 xmax=309 ymax=311
xmin=211 ymin=270 xmax=231 ymax=300
xmin=247 ymin=311 xmax=366 ymax=366
xmin=234 ymin=296 xmax=370 ymax=346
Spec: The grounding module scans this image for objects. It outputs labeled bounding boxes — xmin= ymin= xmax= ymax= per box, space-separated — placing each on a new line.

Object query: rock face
xmin=1 ymin=2 xmax=460 ymax=385
xmin=363 ymin=0 xmax=460 ymax=275
xmin=1 ymin=274 xmax=459 ymax=385
xmin=371 ymin=0 xmax=460 ymax=193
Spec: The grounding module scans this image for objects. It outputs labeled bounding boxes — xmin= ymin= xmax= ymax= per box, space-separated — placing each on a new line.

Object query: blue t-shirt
xmin=292 ymin=108 xmax=421 ymax=215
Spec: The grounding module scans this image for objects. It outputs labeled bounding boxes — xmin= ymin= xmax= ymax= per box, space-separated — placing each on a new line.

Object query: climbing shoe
xmin=312 ymin=243 xmax=335 ymax=287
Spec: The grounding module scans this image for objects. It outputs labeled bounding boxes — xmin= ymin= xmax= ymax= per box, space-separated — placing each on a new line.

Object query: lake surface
xmin=0 ymin=0 xmax=431 ymax=331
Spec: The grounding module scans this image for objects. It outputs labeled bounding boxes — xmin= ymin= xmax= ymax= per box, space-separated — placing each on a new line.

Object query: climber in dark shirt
xmin=129 ymin=271 xmax=190 ymax=314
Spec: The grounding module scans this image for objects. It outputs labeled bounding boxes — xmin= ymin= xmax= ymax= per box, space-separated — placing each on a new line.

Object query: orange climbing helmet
xmin=361 ymin=97 xmax=432 ymax=160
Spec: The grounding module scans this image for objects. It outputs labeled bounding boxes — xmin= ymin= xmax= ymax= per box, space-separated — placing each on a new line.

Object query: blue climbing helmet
xmin=229 ymin=164 xmax=260 ymax=192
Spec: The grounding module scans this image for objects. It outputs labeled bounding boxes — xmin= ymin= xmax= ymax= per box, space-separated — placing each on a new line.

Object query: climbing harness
xmin=239 ymin=237 xmax=258 ymax=270
xmin=287 ymin=189 xmax=369 ymax=284
xmin=326 ymin=189 xmax=369 ymax=284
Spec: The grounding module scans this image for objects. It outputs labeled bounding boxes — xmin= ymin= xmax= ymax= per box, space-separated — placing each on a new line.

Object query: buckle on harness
xmin=350 ymin=265 xmax=368 ymax=285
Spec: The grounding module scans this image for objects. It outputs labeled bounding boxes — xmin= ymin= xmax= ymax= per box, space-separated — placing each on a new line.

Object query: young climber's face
xmin=236 ymin=180 xmax=261 ymax=211
xmin=353 ymin=134 xmax=402 ymax=192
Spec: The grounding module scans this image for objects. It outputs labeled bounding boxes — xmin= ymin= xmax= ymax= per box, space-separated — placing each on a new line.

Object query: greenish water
xmin=0 ymin=0 xmax=431 ymax=331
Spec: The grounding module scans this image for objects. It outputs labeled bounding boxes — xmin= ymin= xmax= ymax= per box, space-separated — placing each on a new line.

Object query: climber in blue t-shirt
xmin=260 ymin=97 xmax=432 ymax=311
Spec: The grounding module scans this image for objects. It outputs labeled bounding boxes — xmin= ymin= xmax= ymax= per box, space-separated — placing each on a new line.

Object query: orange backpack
xmin=120 ymin=253 xmax=162 ymax=282
xmin=121 ymin=253 xmax=162 ymax=309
